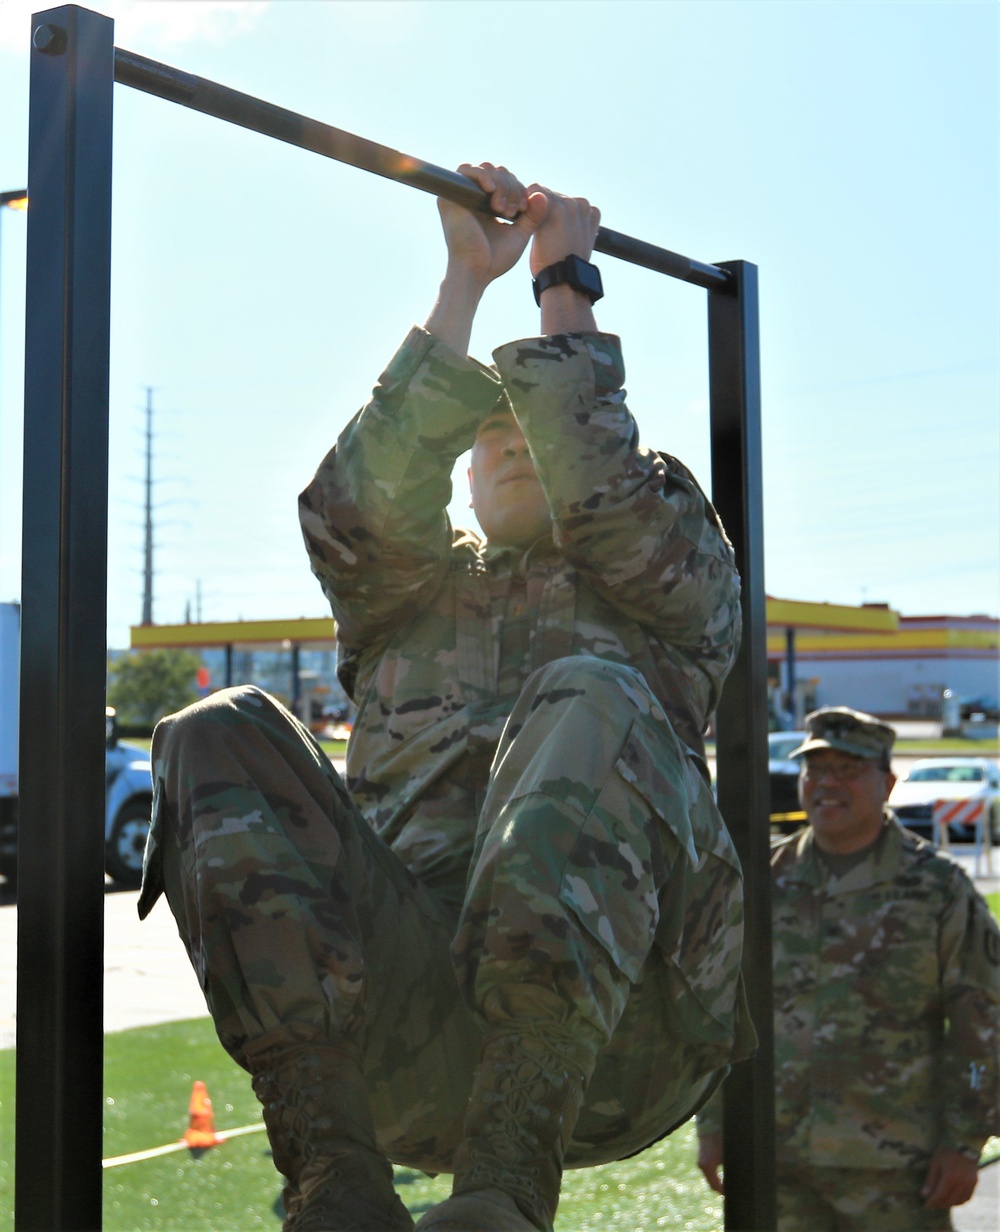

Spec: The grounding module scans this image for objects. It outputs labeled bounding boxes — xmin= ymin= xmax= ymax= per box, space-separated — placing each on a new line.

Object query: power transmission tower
xmin=141 ymin=386 xmax=154 ymax=625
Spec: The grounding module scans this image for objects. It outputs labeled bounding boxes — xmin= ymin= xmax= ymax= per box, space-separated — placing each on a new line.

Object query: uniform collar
xmin=781 ymin=812 xmax=905 ymax=893
xmin=482 ymin=535 xmax=559 ymax=568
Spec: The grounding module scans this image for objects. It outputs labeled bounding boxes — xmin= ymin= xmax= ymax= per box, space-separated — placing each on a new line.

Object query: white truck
xmin=0 ymin=600 xmax=154 ymax=889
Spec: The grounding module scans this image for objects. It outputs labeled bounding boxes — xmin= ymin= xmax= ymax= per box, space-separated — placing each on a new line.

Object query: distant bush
xmin=106 ymin=648 xmax=202 ymax=726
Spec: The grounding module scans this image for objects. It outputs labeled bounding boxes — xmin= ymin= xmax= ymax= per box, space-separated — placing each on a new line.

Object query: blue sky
xmin=0 ymin=0 xmax=997 ymax=649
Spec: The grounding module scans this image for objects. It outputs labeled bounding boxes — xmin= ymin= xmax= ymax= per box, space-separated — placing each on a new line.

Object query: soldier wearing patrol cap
xmin=697 ymin=704 xmax=1000 ymax=1231
xmin=141 ymin=161 xmax=754 ymax=1231
xmin=793 ymin=705 xmax=896 ymax=767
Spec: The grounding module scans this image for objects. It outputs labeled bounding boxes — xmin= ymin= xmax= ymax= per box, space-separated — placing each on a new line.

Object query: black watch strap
xmin=532 ymin=254 xmax=604 ymax=306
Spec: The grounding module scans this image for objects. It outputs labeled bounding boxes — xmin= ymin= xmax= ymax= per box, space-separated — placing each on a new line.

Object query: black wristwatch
xmin=532 ymin=254 xmax=604 ymax=306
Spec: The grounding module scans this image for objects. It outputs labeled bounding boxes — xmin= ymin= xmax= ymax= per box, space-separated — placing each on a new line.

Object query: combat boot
xmin=415 ymin=1011 xmax=599 ymax=1232
xmin=245 ymin=1031 xmax=413 ymax=1232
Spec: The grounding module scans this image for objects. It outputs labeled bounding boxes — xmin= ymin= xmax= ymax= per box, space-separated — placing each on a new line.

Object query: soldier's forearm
xmin=425 ymin=265 xmax=488 ymax=359
xmin=538 ymin=283 xmax=599 ymax=336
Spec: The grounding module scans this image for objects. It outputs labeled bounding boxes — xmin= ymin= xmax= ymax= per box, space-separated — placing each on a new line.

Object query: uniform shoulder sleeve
xmin=493 ymin=332 xmax=741 ymax=670
xmin=299 ymin=327 xmax=500 ymax=656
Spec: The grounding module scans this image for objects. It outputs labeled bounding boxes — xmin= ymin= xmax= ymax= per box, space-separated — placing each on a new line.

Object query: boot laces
xmin=456 ymin=1024 xmax=591 ymax=1229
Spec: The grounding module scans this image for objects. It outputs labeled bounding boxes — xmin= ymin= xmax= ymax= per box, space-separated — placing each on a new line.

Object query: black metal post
xmin=708 ymin=261 xmax=776 ymax=1231
xmin=17 ymin=6 xmax=114 ymax=1230
xmin=785 ymin=625 xmax=796 ymax=725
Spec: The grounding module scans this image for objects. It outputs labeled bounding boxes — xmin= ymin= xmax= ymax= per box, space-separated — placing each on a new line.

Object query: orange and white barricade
xmin=932 ymin=798 xmax=993 ymax=875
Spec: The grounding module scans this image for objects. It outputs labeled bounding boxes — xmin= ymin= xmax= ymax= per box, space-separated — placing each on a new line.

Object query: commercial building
xmin=130 ymin=604 xmax=1000 ymax=733
xmin=772 ymin=610 xmax=999 ymax=724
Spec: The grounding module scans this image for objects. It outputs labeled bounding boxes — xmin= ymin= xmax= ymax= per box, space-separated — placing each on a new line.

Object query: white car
xmin=768 ymin=731 xmax=807 ymax=830
xmin=889 ymin=757 xmax=1000 ymax=844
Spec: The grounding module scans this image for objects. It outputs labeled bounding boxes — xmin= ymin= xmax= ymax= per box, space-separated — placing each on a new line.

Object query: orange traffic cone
xmin=183 ymin=1080 xmax=221 ymax=1149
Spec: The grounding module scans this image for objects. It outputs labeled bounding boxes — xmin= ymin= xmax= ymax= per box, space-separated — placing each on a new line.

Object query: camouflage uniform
xmin=699 ymin=812 xmax=1000 ymax=1230
xmin=142 ymin=327 xmax=753 ymax=1176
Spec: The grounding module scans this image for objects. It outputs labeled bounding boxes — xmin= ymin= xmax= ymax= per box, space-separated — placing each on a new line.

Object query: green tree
xmin=107 ymin=648 xmax=202 ymax=726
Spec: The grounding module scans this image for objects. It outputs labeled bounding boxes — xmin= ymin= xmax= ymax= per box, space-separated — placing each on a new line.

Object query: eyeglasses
xmin=801 ymin=758 xmax=878 ymax=782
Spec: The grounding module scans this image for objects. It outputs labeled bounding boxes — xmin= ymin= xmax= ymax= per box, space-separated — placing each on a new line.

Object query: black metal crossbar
xmin=17 ymin=5 xmax=773 ymax=1229
xmin=111 ymin=46 xmax=731 ymax=293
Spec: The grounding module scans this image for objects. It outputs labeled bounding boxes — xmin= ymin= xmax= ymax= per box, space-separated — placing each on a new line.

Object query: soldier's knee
xmin=526 ymin=655 xmax=652 ymax=701
xmin=152 ymin=685 xmax=280 ymax=764
xmin=521 ymin=658 xmax=672 ymax=741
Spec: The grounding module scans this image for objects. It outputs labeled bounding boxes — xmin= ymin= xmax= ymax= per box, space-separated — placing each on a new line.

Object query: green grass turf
xmin=317 ymin=739 xmax=348 ymax=761
xmin=892 ymin=737 xmax=999 ymax=756
xmin=0 ymin=1018 xmax=721 ymax=1230
xmin=3 ymin=1015 xmax=998 ymax=1228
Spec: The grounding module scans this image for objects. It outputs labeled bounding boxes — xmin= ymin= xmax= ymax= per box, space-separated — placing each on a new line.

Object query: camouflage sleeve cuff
xmin=940 ymin=1121 xmax=997 ymax=1162
xmin=377 ymin=326 xmax=504 ymax=448
xmin=695 ymin=1089 xmax=724 ymax=1137
xmin=940 ymin=1137 xmax=989 ymax=1164
xmin=491 ymin=332 xmax=625 ymax=403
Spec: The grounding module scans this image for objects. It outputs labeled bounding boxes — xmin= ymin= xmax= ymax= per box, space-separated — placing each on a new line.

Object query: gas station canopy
xmin=129 ymin=598 xmax=900 ymax=654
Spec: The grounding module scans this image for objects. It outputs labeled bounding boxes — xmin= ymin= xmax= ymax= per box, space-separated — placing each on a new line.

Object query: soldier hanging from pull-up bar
xmin=139 ymin=161 xmax=755 ymax=1232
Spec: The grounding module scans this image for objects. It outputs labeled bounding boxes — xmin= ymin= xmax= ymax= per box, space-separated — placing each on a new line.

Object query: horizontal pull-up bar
xmin=112 ymin=46 xmax=731 ymax=293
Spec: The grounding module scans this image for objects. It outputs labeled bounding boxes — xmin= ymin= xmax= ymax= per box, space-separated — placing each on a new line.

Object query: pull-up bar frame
xmin=17 ymin=6 xmax=773 ymax=1229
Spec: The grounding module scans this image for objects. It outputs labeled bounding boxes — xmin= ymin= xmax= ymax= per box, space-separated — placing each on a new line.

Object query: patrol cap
xmin=790 ymin=706 xmax=895 ymax=769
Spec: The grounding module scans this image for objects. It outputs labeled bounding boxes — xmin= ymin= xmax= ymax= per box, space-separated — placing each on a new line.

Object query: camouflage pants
xmin=140 ymin=657 xmax=747 ymax=1172
xmin=776 ymin=1163 xmax=953 ymax=1231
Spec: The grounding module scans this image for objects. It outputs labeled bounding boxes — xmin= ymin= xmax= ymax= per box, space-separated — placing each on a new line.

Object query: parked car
xmin=769 ymin=730 xmax=807 ymax=832
xmin=889 ymin=757 xmax=1000 ymax=844
xmin=0 ymin=704 xmax=153 ymax=890
xmin=103 ymin=709 xmax=154 ymax=888
xmin=960 ymin=696 xmax=1000 ymax=721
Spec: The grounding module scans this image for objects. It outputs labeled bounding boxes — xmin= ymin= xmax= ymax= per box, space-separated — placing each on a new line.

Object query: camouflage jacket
xmin=699 ymin=816 xmax=1000 ymax=1167
xmin=299 ymin=328 xmax=742 ymax=907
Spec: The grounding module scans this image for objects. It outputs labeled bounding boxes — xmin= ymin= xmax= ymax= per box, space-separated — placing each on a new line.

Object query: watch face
xmin=567 ymin=254 xmax=603 ymax=300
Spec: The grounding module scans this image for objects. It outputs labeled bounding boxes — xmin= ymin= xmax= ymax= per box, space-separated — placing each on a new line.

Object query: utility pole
xmin=141 ymin=386 xmax=154 ymax=625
